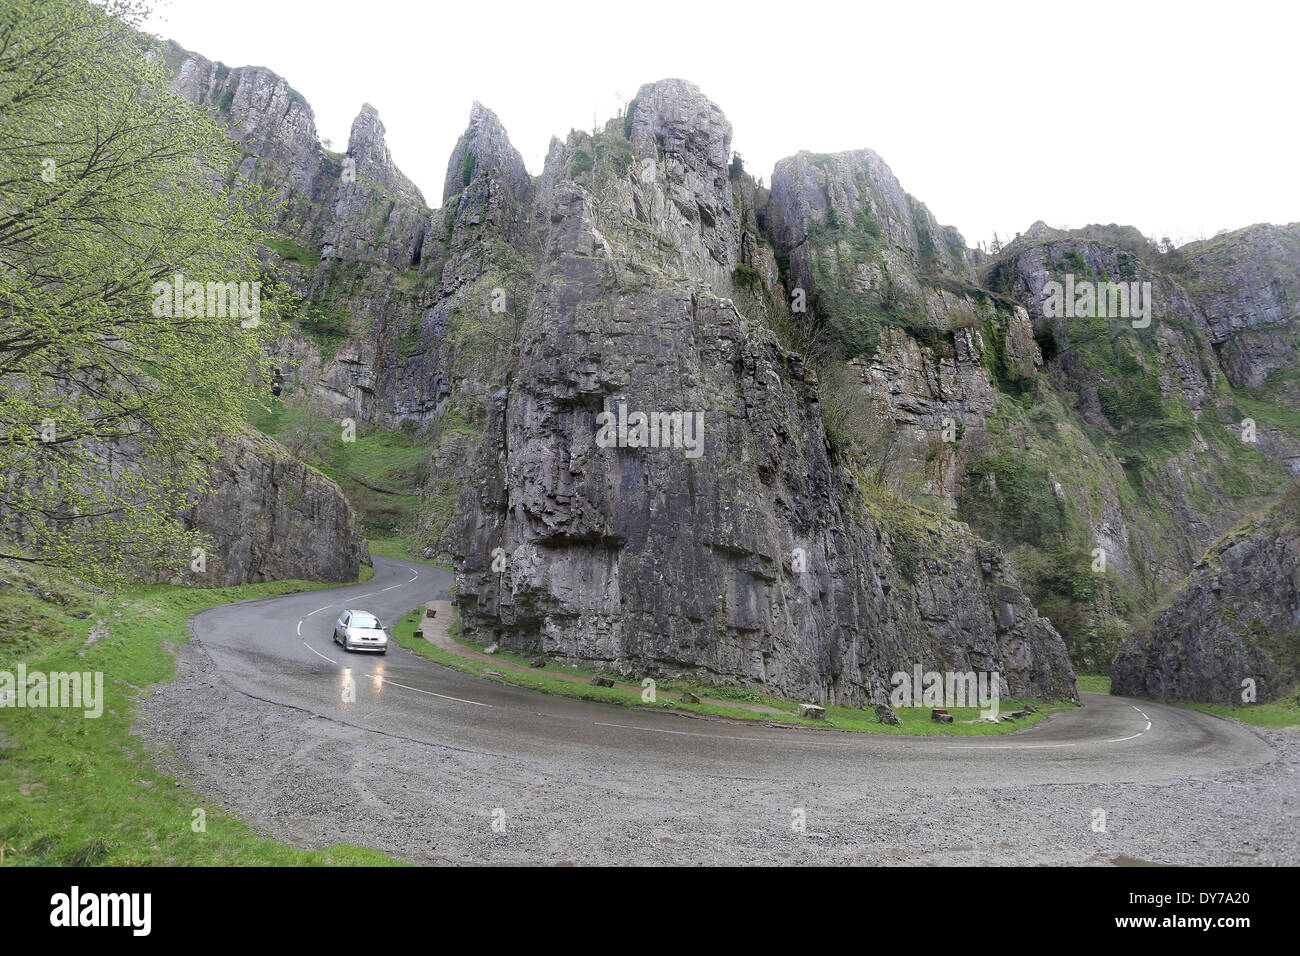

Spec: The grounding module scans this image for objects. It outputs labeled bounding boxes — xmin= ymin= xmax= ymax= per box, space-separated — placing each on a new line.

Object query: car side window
xmin=340 ymin=612 xmax=349 ymax=626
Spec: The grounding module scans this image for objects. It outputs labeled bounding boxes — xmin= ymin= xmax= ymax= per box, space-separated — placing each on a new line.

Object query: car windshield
xmin=350 ymin=615 xmax=380 ymax=629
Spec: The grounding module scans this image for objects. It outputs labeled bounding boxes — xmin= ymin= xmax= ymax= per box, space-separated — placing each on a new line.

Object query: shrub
xmin=568 ymin=149 xmax=594 ymax=179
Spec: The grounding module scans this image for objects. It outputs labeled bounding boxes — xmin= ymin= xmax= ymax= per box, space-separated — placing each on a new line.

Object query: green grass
xmin=264 ymin=236 xmax=321 ymax=270
xmin=1180 ymin=694 xmax=1300 ymax=728
xmin=366 ymin=535 xmax=447 ymax=568
xmin=1075 ymin=674 xmax=1112 ymax=694
xmin=391 ymin=607 xmax=1078 ymax=735
xmin=0 ymin=565 xmax=399 ymax=865
xmin=249 ymin=399 xmax=428 ymax=538
xmin=1233 ymin=386 xmax=1300 ymax=436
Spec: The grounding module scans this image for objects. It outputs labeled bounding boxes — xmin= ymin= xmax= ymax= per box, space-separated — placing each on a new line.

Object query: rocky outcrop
xmin=762 ymin=148 xmax=1037 ymax=512
xmin=442 ymin=101 xmax=533 ymax=212
xmin=163 ymin=39 xmax=439 ymax=429
xmin=1112 ymin=488 xmax=1300 ymax=703
xmin=1182 ymin=223 xmax=1300 ymax=390
xmin=184 ymin=432 xmax=367 ymax=587
xmin=320 ymin=104 xmax=428 ymax=270
xmin=451 ymin=80 xmax=1076 ymax=706
xmin=766 ymin=149 xmax=974 ymax=310
xmin=163 ymin=41 xmax=335 ymax=237
xmin=624 ymin=79 xmax=737 ymax=290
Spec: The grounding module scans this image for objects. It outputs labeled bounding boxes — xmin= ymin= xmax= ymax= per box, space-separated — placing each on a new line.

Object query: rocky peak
xmin=343 ymin=103 xmax=424 ymax=205
xmin=346 ymin=105 xmax=388 ymax=180
xmin=1021 ymin=220 xmax=1066 ymax=242
xmin=1181 ymin=223 xmax=1300 ymax=388
xmin=445 ymin=78 xmax=1075 ymax=707
xmin=767 ymin=148 xmax=972 ymax=299
xmin=627 ymin=79 xmax=732 ymax=176
xmin=614 ymin=79 xmax=738 ymax=286
xmin=164 ymin=41 xmax=322 ymax=195
xmin=441 ymin=102 xmax=531 ymax=208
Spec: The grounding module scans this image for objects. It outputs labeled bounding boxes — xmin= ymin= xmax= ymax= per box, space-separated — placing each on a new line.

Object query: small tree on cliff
xmin=0 ymin=0 xmax=282 ymax=584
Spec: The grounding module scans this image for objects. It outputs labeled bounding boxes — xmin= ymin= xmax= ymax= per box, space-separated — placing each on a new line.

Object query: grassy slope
xmin=1075 ymin=674 xmax=1113 ymax=694
xmin=0 ymin=565 xmax=399 ymax=866
xmin=1179 ymin=696 xmax=1300 ymax=728
xmin=391 ymin=607 xmax=1079 ymax=736
xmin=249 ymin=398 xmax=435 ymax=563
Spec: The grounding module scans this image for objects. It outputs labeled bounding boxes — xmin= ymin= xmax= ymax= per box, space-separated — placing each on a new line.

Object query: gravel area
xmin=136 ymin=637 xmax=1300 ymax=866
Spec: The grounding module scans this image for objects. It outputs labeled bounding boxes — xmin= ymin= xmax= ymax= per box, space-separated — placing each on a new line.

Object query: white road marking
xmin=943 ymin=742 xmax=1077 ymax=750
xmin=296 ymin=564 xmax=427 ymax=666
xmin=302 ymin=641 xmax=338 ymax=665
xmin=363 ymin=673 xmax=488 ymax=707
xmin=590 ymin=720 xmax=842 ymax=745
xmin=1101 ymin=705 xmax=1153 ymax=742
xmin=381 ymin=570 xmax=421 ymax=592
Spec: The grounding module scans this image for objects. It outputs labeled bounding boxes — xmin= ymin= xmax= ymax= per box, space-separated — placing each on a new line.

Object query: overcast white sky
xmin=143 ymin=0 xmax=1298 ymax=248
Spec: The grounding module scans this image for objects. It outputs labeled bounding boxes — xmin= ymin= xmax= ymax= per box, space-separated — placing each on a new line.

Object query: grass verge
xmin=1075 ymin=674 xmax=1112 ymax=694
xmin=366 ymin=535 xmax=448 ymax=568
xmin=390 ymin=607 xmax=1078 ymax=736
xmin=0 ymin=565 xmax=400 ymax=866
xmin=1179 ymin=694 xmax=1300 ymax=728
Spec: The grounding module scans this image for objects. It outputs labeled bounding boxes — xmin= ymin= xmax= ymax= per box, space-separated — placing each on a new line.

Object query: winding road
xmin=154 ymin=555 xmax=1292 ymax=865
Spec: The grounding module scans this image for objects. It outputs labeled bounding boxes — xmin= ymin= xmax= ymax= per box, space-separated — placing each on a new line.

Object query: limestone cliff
xmin=764 ymin=138 xmax=1300 ymax=670
xmin=184 ymin=432 xmax=368 ymax=587
xmin=449 ymin=80 xmax=1075 ymax=704
xmin=1112 ymin=487 xmax=1300 ymax=703
xmin=160 ymin=32 xmax=1299 ymax=700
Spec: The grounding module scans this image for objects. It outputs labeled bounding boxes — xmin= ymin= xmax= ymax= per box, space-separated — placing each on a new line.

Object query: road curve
xmin=188 ymin=556 xmax=1274 ymax=793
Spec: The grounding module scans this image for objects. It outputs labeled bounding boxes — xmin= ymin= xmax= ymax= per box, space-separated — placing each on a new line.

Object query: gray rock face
xmin=985 ymin=228 xmax=1300 ymax=555
xmin=761 ymin=147 xmax=1025 ymax=510
xmin=625 ymin=79 xmax=737 ymax=289
xmin=766 ymin=148 xmax=973 ymax=301
xmin=164 ymin=39 xmax=439 ymax=430
xmin=164 ymin=41 xmax=333 ymax=234
xmin=442 ymin=101 xmax=533 ymax=210
xmin=321 ymin=104 xmax=427 ymax=270
xmin=1112 ymin=489 xmax=1300 ymax=703
xmin=1183 ymin=224 xmax=1300 ymax=390
xmin=183 ymin=432 xmax=367 ymax=587
xmin=451 ymin=80 xmax=1076 ymax=706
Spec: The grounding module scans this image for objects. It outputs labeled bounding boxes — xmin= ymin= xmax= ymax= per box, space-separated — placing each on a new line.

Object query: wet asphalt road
xmin=188 ymin=556 xmax=1274 ymax=793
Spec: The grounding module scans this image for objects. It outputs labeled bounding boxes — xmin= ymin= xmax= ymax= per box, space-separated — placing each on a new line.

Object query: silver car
xmin=333 ymin=609 xmax=389 ymax=654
